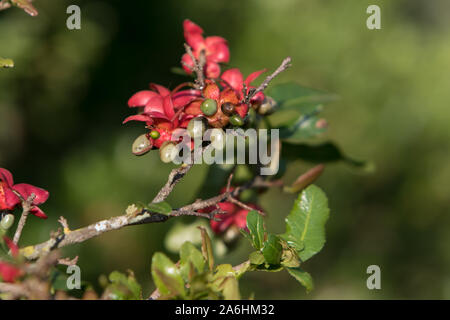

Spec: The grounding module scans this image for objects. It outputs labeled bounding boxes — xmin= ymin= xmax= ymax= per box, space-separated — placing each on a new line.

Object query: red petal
xmin=12 ymin=183 xmax=49 ymax=205
xmin=144 ymin=96 xmax=164 ymax=114
xmin=0 ymin=168 xmax=14 ymax=187
xmin=172 ymin=90 xmax=201 ymax=109
xmin=181 ymin=53 xmax=194 ymax=74
xmin=205 ymin=36 xmax=229 ymax=63
xmin=0 ymin=262 xmax=22 ymax=283
xmin=149 ymin=83 xmax=170 ymax=97
xmin=163 ymin=96 xmax=175 ymax=119
xmin=221 ymin=68 xmax=244 ymax=93
xmin=122 ymin=114 xmax=154 ymax=124
xmin=183 ymin=19 xmax=204 ymax=50
xmin=29 ymin=206 xmax=48 ymax=219
xmin=235 ymin=103 xmax=249 ymax=118
xmin=3 ymin=236 xmax=19 ymax=257
xmin=205 ymin=62 xmax=221 ymax=79
xmin=127 ymin=90 xmax=158 ymax=107
xmin=234 ymin=209 xmax=250 ymax=230
xmin=244 ymin=69 xmax=266 ymax=87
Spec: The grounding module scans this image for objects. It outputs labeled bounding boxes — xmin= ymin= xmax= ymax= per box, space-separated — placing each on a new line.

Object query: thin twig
xmin=13 ymin=192 xmax=36 ymax=245
xmin=184 ymin=43 xmax=206 ymax=90
xmin=244 ymin=57 xmax=292 ymax=104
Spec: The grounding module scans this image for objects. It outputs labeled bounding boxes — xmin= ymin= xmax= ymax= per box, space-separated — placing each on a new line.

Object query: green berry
xmin=132 ymin=134 xmax=152 ymax=156
xmin=0 ymin=214 xmax=14 ymax=230
xmin=229 ymin=114 xmax=244 ymax=127
xmin=149 ymin=130 xmax=160 ymax=139
xmin=187 ymin=118 xmax=206 ymax=138
xmin=159 ymin=141 xmax=178 ymax=163
xmin=221 ymin=102 xmax=235 ymax=116
xmin=200 ymin=99 xmax=218 ymax=116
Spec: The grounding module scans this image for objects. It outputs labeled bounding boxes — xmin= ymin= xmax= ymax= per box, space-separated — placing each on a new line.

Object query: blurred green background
xmin=1 ymin=0 xmax=449 ymax=299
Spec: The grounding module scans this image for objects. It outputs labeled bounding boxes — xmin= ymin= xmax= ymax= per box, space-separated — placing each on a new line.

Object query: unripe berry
xmin=149 ymin=130 xmax=160 ymax=139
xmin=221 ymin=102 xmax=235 ymax=116
xmin=132 ymin=134 xmax=152 ymax=156
xmin=159 ymin=141 xmax=178 ymax=163
xmin=0 ymin=214 xmax=14 ymax=230
xmin=200 ymin=99 xmax=218 ymax=116
xmin=258 ymin=96 xmax=277 ymax=115
xmin=229 ymin=114 xmax=244 ymax=127
xmin=187 ymin=117 xmax=206 ymax=138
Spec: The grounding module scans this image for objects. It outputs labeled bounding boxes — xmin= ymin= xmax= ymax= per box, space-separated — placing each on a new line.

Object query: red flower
xmin=201 ymin=188 xmax=261 ymax=235
xmin=0 ymin=261 xmax=22 ymax=283
xmin=221 ymin=68 xmax=266 ymax=105
xmin=123 ymin=83 xmax=200 ymax=148
xmin=181 ymin=20 xmax=230 ymax=78
xmin=0 ymin=168 xmax=49 ymax=219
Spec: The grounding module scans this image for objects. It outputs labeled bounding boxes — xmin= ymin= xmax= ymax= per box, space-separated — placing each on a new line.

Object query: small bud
xmin=159 ymin=141 xmax=178 ymax=163
xmin=0 ymin=214 xmax=15 ymax=230
xmin=229 ymin=114 xmax=244 ymax=127
xmin=221 ymin=102 xmax=235 ymax=116
xmin=149 ymin=130 xmax=160 ymax=139
xmin=200 ymin=99 xmax=218 ymax=116
xmin=132 ymin=134 xmax=152 ymax=156
xmin=258 ymin=96 xmax=277 ymax=115
xmin=187 ymin=117 xmax=206 ymax=138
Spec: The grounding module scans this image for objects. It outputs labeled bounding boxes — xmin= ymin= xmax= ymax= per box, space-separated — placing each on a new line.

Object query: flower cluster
xmin=123 ymin=20 xmax=268 ymax=160
xmin=0 ymin=168 xmax=49 ymax=219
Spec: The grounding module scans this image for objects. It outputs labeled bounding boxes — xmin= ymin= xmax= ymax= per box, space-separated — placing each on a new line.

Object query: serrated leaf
xmin=179 ymin=241 xmax=205 ymax=280
xmin=287 ymin=267 xmax=314 ymax=293
xmin=262 ymin=234 xmax=282 ymax=265
xmin=146 ymin=201 xmax=172 ymax=215
xmin=282 ymin=141 xmax=374 ymax=172
xmin=198 ymin=227 xmax=214 ymax=271
xmin=282 ymin=185 xmax=329 ymax=261
xmin=246 ymin=210 xmax=265 ymax=250
xmin=151 ymin=253 xmax=185 ymax=298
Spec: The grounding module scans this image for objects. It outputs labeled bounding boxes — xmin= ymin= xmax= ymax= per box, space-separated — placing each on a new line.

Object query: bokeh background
xmin=1 ymin=0 xmax=449 ymax=299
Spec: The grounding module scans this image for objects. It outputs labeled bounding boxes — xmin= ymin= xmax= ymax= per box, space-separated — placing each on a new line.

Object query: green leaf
xmin=179 ymin=241 xmax=205 ymax=280
xmin=107 ymin=270 xmax=142 ymax=300
xmin=146 ymin=201 xmax=172 ymax=215
xmin=286 ymin=267 xmax=314 ymax=293
xmin=246 ymin=210 xmax=265 ymax=250
xmin=282 ymin=185 xmax=330 ymax=261
xmin=262 ymin=234 xmax=283 ymax=265
xmin=249 ymin=251 xmax=265 ymax=265
xmin=221 ymin=276 xmax=241 ymax=300
xmin=279 ymin=115 xmax=327 ymax=142
xmin=151 ymin=253 xmax=185 ymax=298
xmin=198 ymin=227 xmax=214 ymax=271
xmin=0 ymin=57 xmax=14 ymax=68
xmin=266 ymin=82 xmax=337 ymax=113
xmin=282 ymin=141 xmax=374 ymax=172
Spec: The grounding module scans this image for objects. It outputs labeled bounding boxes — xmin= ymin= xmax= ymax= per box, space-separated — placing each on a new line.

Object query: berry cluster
xmin=123 ymin=20 xmax=274 ymax=161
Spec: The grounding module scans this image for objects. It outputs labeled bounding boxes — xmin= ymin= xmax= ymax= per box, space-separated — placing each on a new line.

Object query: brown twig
xmin=183 ymin=43 xmax=206 ymax=90
xmin=244 ymin=57 xmax=292 ymax=104
xmin=12 ymin=192 xmax=36 ymax=245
